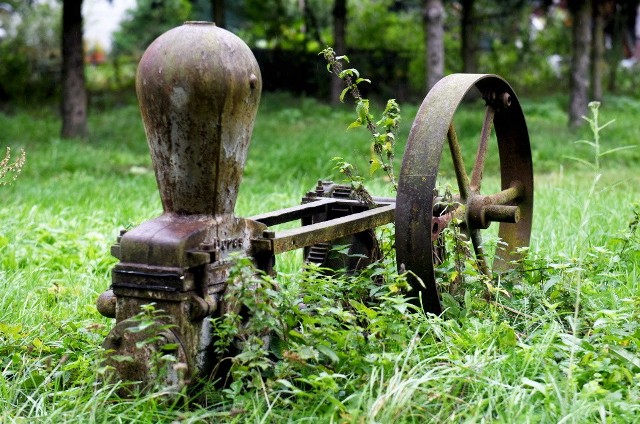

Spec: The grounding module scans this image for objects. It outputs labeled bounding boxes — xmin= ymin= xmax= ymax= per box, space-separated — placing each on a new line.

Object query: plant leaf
xmin=317 ymin=344 xmax=340 ymax=363
xmin=599 ymin=145 xmax=636 ymax=157
xmin=369 ymin=158 xmax=382 ymax=174
xmin=574 ymin=139 xmax=596 ymax=148
xmin=564 ymin=155 xmax=596 ymax=170
xmin=610 ymin=346 xmax=640 ymax=370
xmin=347 ymin=119 xmax=363 ymax=130
xmin=339 ymin=87 xmax=349 ymax=102
xmin=597 ymin=118 xmax=616 ymax=131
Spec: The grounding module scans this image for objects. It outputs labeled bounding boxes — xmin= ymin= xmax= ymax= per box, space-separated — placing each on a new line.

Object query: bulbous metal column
xmin=97 ymin=22 xmax=266 ymax=393
xmin=136 ymin=21 xmax=261 ymax=216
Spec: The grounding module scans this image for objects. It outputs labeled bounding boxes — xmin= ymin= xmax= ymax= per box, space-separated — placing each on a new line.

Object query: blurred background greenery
xmin=1 ymin=1 xmax=638 ymax=111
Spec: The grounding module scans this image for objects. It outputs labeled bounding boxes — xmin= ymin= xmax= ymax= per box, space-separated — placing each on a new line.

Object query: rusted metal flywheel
xmin=395 ymin=74 xmax=534 ymax=315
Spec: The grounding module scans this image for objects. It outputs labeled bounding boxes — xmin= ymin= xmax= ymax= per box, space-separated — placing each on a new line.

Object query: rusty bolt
xmin=501 ymin=92 xmax=511 ymax=108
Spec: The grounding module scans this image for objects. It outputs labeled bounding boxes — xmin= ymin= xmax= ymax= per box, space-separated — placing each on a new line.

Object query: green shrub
xmin=0 ymin=2 xmax=61 ymax=104
xmin=111 ymin=0 xmax=192 ymax=60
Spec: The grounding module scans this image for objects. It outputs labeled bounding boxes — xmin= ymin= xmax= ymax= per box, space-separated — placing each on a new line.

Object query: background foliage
xmin=111 ymin=0 xmax=192 ymax=59
xmin=1 ymin=0 xmax=638 ymax=106
xmin=0 ymin=1 xmax=61 ymax=104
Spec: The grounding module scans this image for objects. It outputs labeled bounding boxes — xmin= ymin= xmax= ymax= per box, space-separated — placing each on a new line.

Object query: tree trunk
xmin=212 ymin=0 xmax=225 ymax=28
xmin=568 ymin=0 xmax=592 ymax=128
xmin=460 ymin=0 xmax=478 ymax=73
xmin=591 ymin=2 xmax=605 ymax=101
xmin=635 ymin=5 xmax=640 ymax=61
xmin=331 ymin=0 xmax=347 ymax=105
xmin=61 ymin=0 xmax=87 ymax=139
xmin=423 ymin=0 xmax=445 ymax=91
xmin=302 ymin=0 xmax=324 ymax=47
xmin=606 ymin=4 xmax=624 ymax=92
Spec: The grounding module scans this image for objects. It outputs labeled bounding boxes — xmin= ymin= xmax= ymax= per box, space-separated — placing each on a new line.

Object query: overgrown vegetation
xmin=321 ymin=47 xmax=401 ymax=204
xmin=1 ymin=92 xmax=640 ymax=421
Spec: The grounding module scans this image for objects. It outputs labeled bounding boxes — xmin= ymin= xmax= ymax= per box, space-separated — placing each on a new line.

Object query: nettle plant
xmin=320 ymin=47 xmax=400 ymax=206
xmin=208 ymin=252 xmax=417 ymax=406
xmin=320 ymin=48 xmax=489 ymax=315
xmin=567 ymin=101 xmax=634 ymax=172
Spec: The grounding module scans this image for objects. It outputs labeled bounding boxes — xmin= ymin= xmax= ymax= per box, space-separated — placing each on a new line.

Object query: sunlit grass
xmin=1 ymin=92 xmax=639 ymax=421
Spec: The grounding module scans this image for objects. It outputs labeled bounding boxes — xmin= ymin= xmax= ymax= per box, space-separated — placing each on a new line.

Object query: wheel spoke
xmin=469 ymin=229 xmax=491 ymax=275
xmin=469 ymin=106 xmax=495 ymax=192
xmin=484 ymin=182 xmax=524 ymax=206
xmin=447 ymin=123 xmax=470 ymax=201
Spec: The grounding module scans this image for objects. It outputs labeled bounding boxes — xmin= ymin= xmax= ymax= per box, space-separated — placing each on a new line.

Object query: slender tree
xmin=301 ymin=0 xmax=324 ymax=47
xmin=423 ymin=0 xmax=445 ymax=90
xmin=61 ymin=0 xmax=87 ymax=139
xmin=607 ymin=0 xmax=638 ymax=92
xmin=460 ymin=0 xmax=478 ymax=73
xmin=568 ymin=0 xmax=592 ymax=128
xmin=331 ymin=0 xmax=347 ymax=104
xmin=212 ymin=0 xmax=225 ymax=27
xmin=591 ymin=1 xmax=607 ymax=101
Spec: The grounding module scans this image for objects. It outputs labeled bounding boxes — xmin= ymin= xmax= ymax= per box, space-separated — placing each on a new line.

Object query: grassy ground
xmin=1 ymin=91 xmax=640 ymax=422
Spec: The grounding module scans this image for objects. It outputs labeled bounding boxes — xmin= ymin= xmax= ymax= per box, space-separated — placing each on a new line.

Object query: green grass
xmin=1 ymin=91 xmax=640 ymax=422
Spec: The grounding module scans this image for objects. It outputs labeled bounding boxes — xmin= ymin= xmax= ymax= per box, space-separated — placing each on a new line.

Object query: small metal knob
xmin=96 ymin=289 xmax=116 ymax=318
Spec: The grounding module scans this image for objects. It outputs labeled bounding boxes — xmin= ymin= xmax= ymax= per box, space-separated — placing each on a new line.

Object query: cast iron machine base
xmin=96 ymin=22 xmax=533 ymax=392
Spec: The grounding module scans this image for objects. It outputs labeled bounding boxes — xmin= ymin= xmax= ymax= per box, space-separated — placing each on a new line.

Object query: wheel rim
xmin=395 ymin=74 xmax=533 ymax=315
